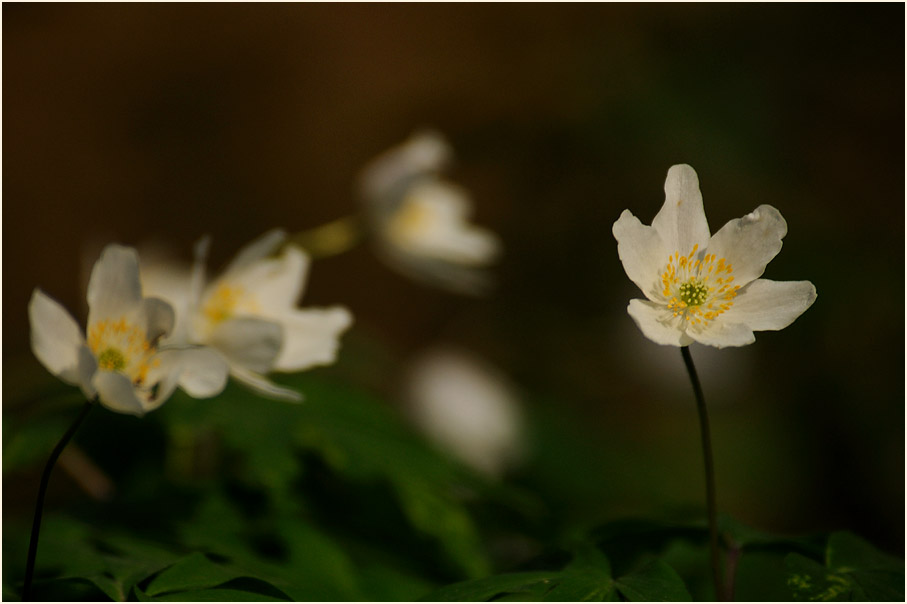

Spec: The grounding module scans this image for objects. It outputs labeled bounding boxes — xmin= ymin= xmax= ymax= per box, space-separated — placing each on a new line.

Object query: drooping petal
xmin=612 ymin=210 xmax=669 ymax=301
xmin=651 ymin=164 xmax=711 ymax=259
xmin=92 ymin=371 xmax=146 ymax=416
xmin=706 ymin=205 xmax=787 ymax=287
xmin=28 ymin=289 xmax=86 ymax=385
xmin=87 ymin=244 xmax=144 ymax=327
xmin=220 ymin=229 xmax=287 ymax=280
xmin=273 ymin=307 xmax=353 ymax=372
xmin=687 ymin=321 xmax=755 ymax=349
xmin=229 ymin=364 xmax=303 ymax=402
xmin=721 ymin=279 xmax=817 ymax=332
xmin=627 ymin=299 xmax=694 ymax=347
xmin=206 ymin=317 xmax=283 ymax=374
xmin=227 ymin=246 xmax=309 ymax=315
xmin=140 ymin=297 xmax=175 ymax=344
xmin=149 ymin=347 xmax=230 ymax=399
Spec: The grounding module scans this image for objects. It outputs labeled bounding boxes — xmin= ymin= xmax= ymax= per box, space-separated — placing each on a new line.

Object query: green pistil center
xmin=679 ymin=281 xmax=709 ymax=307
xmin=98 ymin=348 xmax=127 ymax=371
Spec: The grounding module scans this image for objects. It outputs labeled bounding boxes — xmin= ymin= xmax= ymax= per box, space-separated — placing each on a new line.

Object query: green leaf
xmin=784 ymin=532 xmax=904 ymax=602
xmin=144 ymin=553 xmax=241 ymax=597
xmin=825 ymin=532 xmax=903 ymax=573
xmin=785 ymin=553 xmax=854 ymax=602
xmin=421 ymin=547 xmax=616 ymax=602
xmin=615 ymin=559 xmax=692 ymax=602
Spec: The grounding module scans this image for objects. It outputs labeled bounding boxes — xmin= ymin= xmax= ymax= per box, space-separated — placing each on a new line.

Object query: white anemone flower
xmin=613 ymin=164 xmax=817 ymax=348
xmin=358 ymin=130 xmax=501 ymax=295
xmin=404 ymin=348 xmax=525 ymax=478
xmin=142 ymin=230 xmax=353 ymax=402
xmin=28 ymin=244 xmax=229 ymax=416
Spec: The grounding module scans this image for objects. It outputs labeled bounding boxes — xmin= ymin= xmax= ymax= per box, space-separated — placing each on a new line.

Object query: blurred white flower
xmin=142 ymin=230 xmax=353 ymax=401
xmin=358 ymin=130 xmax=501 ymax=295
xmin=29 ymin=244 xmax=228 ymax=416
xmin=613 ymin=164 xmax=817 ymax=348
xmin=404 ymin=348 xmax=525 ymax=477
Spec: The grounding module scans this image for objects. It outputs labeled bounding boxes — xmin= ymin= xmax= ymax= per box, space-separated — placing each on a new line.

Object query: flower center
xmin=661 ymin=244 xmax=741 ymax=326
xmin=202 ymin=283 xmax=244 ymax=325
xmin=97 ymin=348 xmax=126 ymax=371
xmin=87 ymin=317 xmax=158 ymax=384
xmin=679 ymin=281 xmax=710 ymax=307
xmin=387 ymin=195 xmax=434 ymax=248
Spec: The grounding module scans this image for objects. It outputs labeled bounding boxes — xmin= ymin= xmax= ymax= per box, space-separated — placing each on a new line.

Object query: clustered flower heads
xmin=613 ymin=164 xmax=817 ymax=348
xmin=29 ymin=245 xmax=228 ymax=415
xmin=141 ymin=230 xmax=353 ymax=402
xmin=358 ymin=130 xmax=501 ymax=295
xmin=30 ymin=231 xmax=353 ymax=414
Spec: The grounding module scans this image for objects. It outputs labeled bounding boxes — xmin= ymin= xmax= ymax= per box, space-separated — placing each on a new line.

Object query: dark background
xmin=4 ymin=4 xmax=904 ymax=554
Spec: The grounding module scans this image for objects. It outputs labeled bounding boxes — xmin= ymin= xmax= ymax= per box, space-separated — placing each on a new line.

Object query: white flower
xmin=29 ymin=245 xmax=229 ymax=416
xmin=142 ymin=230 xmax=353 ymax=401
xmin=404 ymin=348 xmax=525 ymax=477
xmin=358 ymin=130 xmax=501 ymax=295
xmin=613 ymin=164 xmax=817 ymax=348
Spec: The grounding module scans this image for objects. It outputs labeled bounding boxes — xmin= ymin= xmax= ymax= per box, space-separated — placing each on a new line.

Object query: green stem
xmin=680 ymin=346 xmax=724 ymax=600
xmin=286 ymin=214 xmax=366 ymax=259
xmin=23 ymin=400 xmax=94 ymax=601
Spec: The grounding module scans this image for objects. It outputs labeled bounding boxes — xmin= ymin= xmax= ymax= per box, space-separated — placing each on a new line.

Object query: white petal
xmin=358 ymin=130 xmax=452 ymax=203
xmin=92 ymin=371 xmax=146 ymax=416
xmin=612 ymin=210 xmax=669 ymax=301
xmin=229 ymin=364 xmax=303 ymax=402
xmin=139 ymin=255 xmax=195 ymax=346
xmin=721 ymin=279 xmax=817 ymax=332
xmin=205 ymin=317 xmax=283 ymax=374
xmin=651 ymin=164 xmax=711 ymax=259
xmin=149 ymin=347 xmax=229 ymax=399
xmin=225 ymin=246 xmax=309 ymax=315
xmin=140 ymin=297 xmax=175 ymax=344
xmin=706 ymin=205 xmax=788 ymax=287
xmin=221 ymin=229 xmax=287 ymax=279
xmin=627 ymin=299 xmax=694 ymax=347
xmin=28 ymin=289 xmax=86 ymax=385
xmin=274 ymin=307 xmax=353 ymax=372
xmin=87 ymin=244 xmax=144 ymax=326
xmin=687 ymin=321 xmax=755 ymax=349
xmin=385 ymin=181 xmax=500 ymax=265
xmin=381 ymin=248 xmax=495 ymax=296
xmin=77 ymin=345 xmax=99 ymax=399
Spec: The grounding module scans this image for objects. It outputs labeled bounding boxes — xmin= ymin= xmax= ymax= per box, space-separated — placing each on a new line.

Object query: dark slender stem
xmin=680 ymin=346 xmax=724 ymax=601
xmin=23 ymin=400 xmax=94 ymax=601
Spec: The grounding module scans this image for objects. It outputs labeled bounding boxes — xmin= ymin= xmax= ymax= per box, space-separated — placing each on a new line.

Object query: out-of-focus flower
xmin=358 ymin=130 xmax=501 ymax=295
xmin=613 ymin=164 xmax=817 ymax=348
xmin=142 ymin=230 xmax=353 ymax=401
xmin=404 ymin=347 xmax=525 ymax=478
xmin=29 ymin=245 xmax=228 ymax=416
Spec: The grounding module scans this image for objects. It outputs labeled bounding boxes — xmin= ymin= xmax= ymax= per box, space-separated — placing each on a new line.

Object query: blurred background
xmin=3 ymin=2 xmax=903 ymax=583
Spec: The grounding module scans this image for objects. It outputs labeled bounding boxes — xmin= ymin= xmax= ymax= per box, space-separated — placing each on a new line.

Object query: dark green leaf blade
xmin=615 ymin=560 xmax=692 ymax=602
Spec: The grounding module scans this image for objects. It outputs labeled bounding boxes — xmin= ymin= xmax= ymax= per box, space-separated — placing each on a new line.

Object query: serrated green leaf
xmin=615 ymin=559 xmax=692 ymax=602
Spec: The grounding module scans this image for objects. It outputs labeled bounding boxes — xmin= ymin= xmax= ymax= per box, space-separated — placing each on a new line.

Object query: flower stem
xmin=287 ymin=214 xmax=365 ymax=259
xmin=23 ymin=400 xmax=94 ymax=601
xmin=680 ymin=346 xmax=724 ymax=600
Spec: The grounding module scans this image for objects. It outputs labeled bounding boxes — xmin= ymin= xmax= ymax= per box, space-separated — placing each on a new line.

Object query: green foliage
xmin=3 ymin=372 xmax=902 ymax=601
xmin=785 ymin=532 xmax=904 ymax=602
xmin=422 ymin=543 xmax=691 ymax=601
